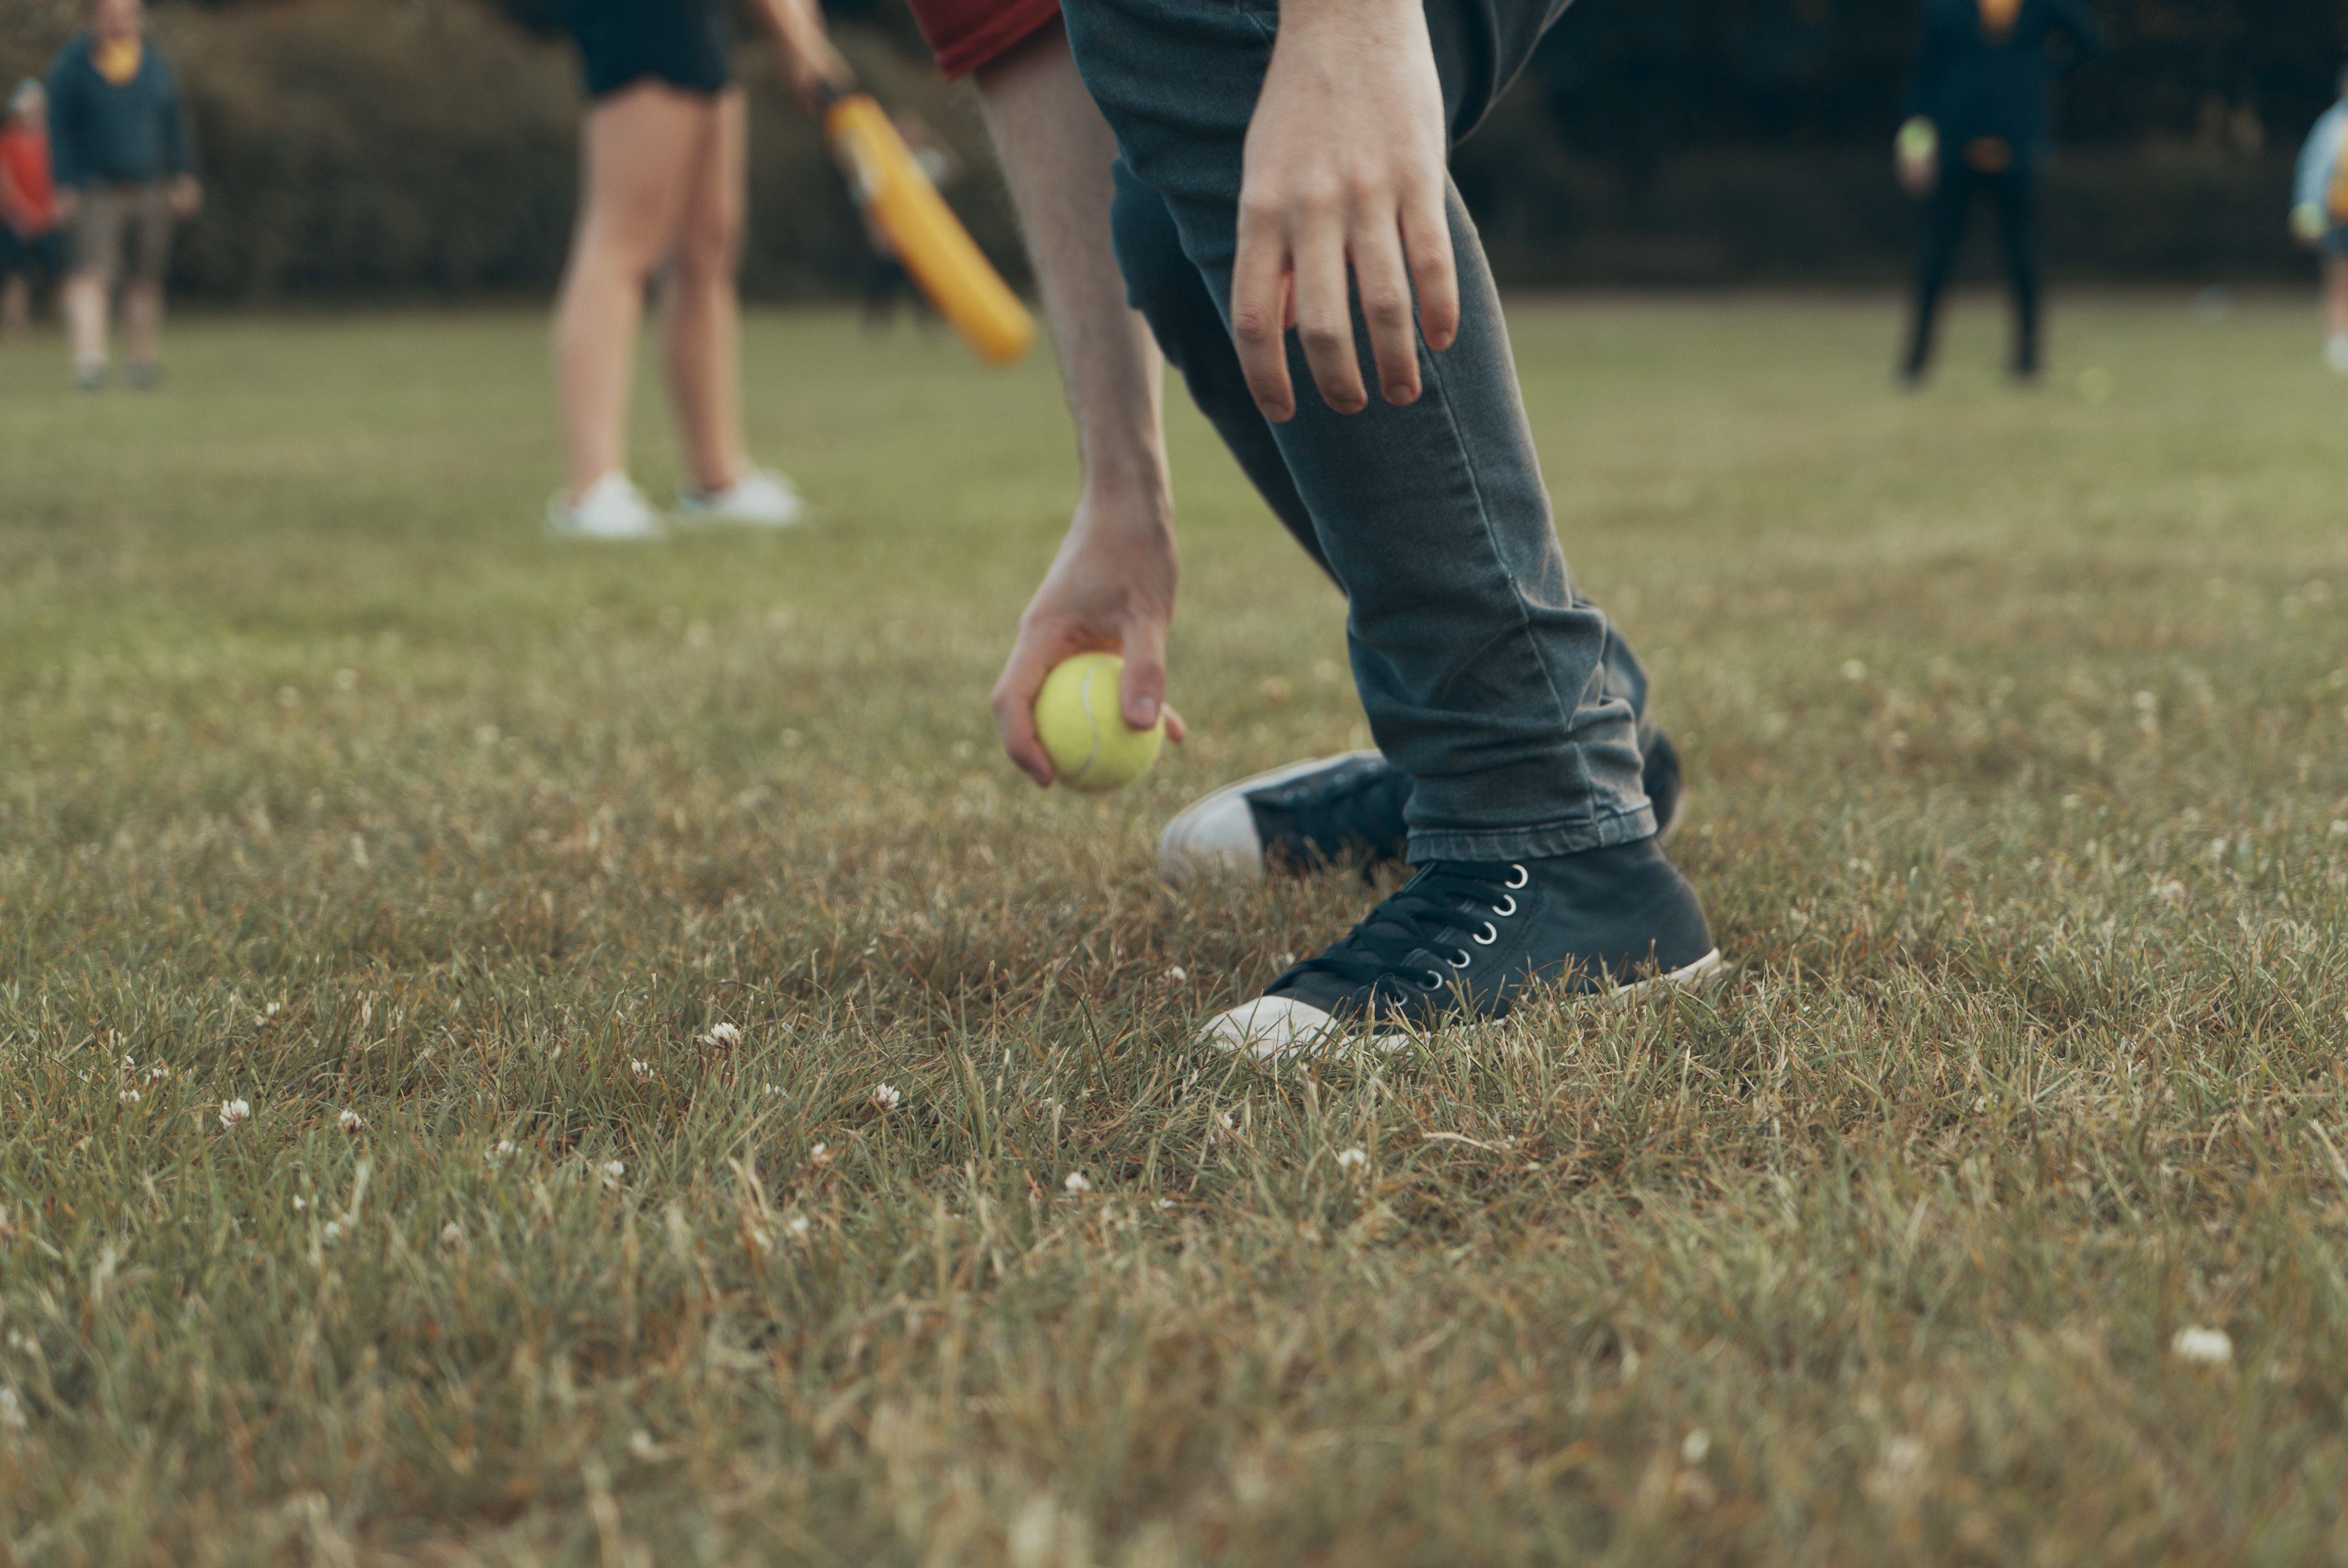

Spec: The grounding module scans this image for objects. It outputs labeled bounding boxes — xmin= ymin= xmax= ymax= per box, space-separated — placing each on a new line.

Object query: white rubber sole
xmin=1200 ymin=947 xmax=1728 ymax=1061
xmin=1156 ymin=750 xmax=1386 ymax=886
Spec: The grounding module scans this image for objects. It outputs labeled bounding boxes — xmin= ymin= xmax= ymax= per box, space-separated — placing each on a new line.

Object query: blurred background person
xmin=546 ymin=0 xmax=851 ymax=541
xmin=0 ymin=80 xmax=65 ymax=345
xmin=2289 ymin=65 xmax=2348 ymax=374
xmin=1897 ymin=0 xmax=2099 ymax=386
xmin=45 ymin=0 xmax=199 ymax=390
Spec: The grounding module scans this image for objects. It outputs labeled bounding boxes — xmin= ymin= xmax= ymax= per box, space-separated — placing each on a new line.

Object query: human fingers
xmin=1291 ymin=219 xmax=1366 ymax=414
xmin=1232 ymin=203 xmax=1296 ymax=421
xmin=989 ymin=641 xmax=1059 ymax=787
xmin=1399 ymin=182 xmax=1458 ymax=354
xmin=1115 ymin=615 xmax=1170 ymax=733
xmin=1352 ymin=212 xmax=1422 ymax=404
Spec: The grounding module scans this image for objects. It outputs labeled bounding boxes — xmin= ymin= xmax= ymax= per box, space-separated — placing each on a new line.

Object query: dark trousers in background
xmin=1903 ymin=161 xmax=2041 ymax=381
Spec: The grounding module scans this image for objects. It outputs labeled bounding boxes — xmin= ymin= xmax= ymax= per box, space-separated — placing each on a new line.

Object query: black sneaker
xmin=1158 ymin=736 xmax=1688 ymax=885
xmin=1199 ymin=837 xmax=1721 ymax=1059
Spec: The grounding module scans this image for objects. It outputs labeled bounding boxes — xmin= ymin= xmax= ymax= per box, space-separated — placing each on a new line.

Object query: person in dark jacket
xmin=1897 ymin=0 xmax=2099 ymax=384
xmin=45 ymin=0 xmax=199 ymax=390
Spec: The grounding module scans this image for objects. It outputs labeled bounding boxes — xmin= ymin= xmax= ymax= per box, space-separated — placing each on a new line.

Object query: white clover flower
xmin=0 ymin=1388 xmax=25 ymax=1436
xmin=786 ymin=1215 xmax=811 ymax=1240
xmin=440 ymin=1221 xmax=465 ymax=1247
xmin=488 ymin=1138 xmax=516 ymax=1161
xmin=807 ymin=1143 xmax=832 ymax=1167
xmin=145 ymin=1062 xmax=171 ymax=1082
xmin=118 ymin=1089 xmax=140 ymax=1106
xmin=322 ymin=1220 xmax=344 ymax=1244
xmin=219 ymin=1098 xmax=251 ymax=1130
xmin=871 ymin=1084 xmax=902 ymax=1112
xmin=630 ymin=1060 xmax=652 ymax=1081
xmin=2171 ymin=1326 xmax=2233 ymax=1365
xmin=601 ymin=1160 xmax=626 ymax=1190
xmin=338 ymin=1110 xmax=363 ymax=1134
xmin=264 ymin=1002 xmax=282 ymax=1022
xmin=1063 ymin=1171 xmax=1091 ymax=1196
xmin=1335 ymin=1147 xmax=1368 ymax=1174
xmin=1165 ymin=966 xmax=1187 ymax=985
xmin=704 ymin=1022 xmax=743 ymax=1049
xmin=292 ymin=1195 xmax=308 ymax=1213
xmin=1680 ymin=1429 xmax=1712 ymax=1464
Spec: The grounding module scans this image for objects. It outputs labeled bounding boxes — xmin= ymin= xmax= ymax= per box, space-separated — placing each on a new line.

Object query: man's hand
xmin=1231 ymin=0 xmax=1456 ymax=422
xmin=166 ymin=175 xmax=201 ymax=219
xmin=53 ymin=187 xmax=79 ymax=223
xmin=991 ymin=496 xmax=1185 ymax=787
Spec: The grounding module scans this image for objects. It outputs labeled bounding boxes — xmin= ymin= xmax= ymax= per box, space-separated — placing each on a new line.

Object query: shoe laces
xmin=1275 ymin=860 xmax=1526 ymax=1004
xmin=1255 ymin=762 xmax=1411 ymax=868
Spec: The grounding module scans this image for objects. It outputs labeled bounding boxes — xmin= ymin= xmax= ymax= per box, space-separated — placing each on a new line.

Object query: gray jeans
xmin=1063 ymin=0 xmax=1656 ymax=863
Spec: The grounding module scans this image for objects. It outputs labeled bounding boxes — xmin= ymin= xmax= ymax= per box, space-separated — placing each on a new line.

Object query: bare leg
xmin=1 ymin=275 xmax=25 ymax=342
xmin=552 ymin=84 xmax=707 ymax=504
xmin=64 ymin=271 xmax=108 ymax=373
xmin=122 ymin=280 xmax=162 ymax=367
xmin=2325 ymin=255 xmax=2348 ymax=339
xmin=661 ymin=89 xmax=748 ymax=497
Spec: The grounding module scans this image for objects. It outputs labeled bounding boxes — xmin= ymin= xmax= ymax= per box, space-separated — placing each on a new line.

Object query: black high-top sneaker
xmin=1199 ymin=836 xmax=1720 ymax=1059
xmin=1157 ymin=735 xmax=1690 ymax=885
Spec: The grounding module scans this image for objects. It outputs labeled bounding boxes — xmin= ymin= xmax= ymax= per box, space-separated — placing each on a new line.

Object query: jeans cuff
xmin=1405 ymin=803 xmax=1656 ymax=865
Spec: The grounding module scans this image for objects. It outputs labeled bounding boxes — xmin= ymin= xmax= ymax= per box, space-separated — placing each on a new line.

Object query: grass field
xmin=3 ymin=294 xmax=2347 ymax=1566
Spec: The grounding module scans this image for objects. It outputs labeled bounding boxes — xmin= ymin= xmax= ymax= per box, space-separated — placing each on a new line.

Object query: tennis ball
xmin=1897 ymin=116 xmax=1938 ymax=163
xmin=2293 ymin=202 xmax=2328 ymax=244
xmin=1034 ymin=652 xmax=1163 ymax=793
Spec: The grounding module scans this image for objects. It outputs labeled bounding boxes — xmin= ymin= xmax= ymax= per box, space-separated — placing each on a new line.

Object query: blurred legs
xmin=661 ymin=89 xmax=749 ymax=497
xmin=64 ymin=271 xmax=106 ymax=374
xmin=553 ymin=83 xmax=706 ymax=503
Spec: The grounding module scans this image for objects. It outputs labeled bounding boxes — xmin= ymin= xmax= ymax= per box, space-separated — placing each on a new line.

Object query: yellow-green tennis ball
xmin=2293 ymin=202 xmax=2328 ymax=244
xmin=1897 ymin=116 xmax=1938 ymax=163
xmin=1034 ymin=652 xmax=1163 ymax=793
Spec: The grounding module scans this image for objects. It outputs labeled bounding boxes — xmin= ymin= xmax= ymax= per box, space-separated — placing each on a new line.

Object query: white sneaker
xmin=678 ymin=466 xmax=805 ymax=528
xmin=2326 ymin=336 xmax=2348 ymax=375
xmin=548 ymin=472 xmax=666 ymax=541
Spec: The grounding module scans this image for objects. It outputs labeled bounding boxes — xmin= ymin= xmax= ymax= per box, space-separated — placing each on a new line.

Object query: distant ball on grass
xmin=1034 ymin=652 xmax=1163 ymax=793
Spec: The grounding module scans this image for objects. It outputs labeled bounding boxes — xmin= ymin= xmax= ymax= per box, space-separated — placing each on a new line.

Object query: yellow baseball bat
xmin=823 ymin=92 xmax=1035 ymax=367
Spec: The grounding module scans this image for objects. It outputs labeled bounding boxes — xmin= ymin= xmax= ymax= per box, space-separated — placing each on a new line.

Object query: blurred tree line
xmin=0 ymin=0 xmax=2335 ymax=301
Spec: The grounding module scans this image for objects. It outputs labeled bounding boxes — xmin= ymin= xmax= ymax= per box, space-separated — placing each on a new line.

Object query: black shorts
xmin=563 ymin=0 xmax=730 ymax=100
xmin=0 ymin=225 xmax=68 ymax=280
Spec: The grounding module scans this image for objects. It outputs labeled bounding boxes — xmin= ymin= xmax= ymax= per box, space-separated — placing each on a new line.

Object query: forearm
xmin=745 ymin=0 xmax=850 ymax=101
xmin=975 ymin=23 xmax=1170 ymax=530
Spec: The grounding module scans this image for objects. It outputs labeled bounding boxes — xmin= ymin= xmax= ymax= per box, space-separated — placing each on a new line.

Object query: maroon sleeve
xmin=904 ymin=0 xmax=1063 ymax=79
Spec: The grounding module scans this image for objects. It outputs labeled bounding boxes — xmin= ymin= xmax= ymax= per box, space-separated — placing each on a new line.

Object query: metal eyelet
xmin=1505 ymin=864 xmax=1530 ymax=890
xmin=1420 ymin=969 xmax=1445 ymax=991
xmin=1451 ymin=948 xmax=1472 ymax=969
xmin=1472 ymin=920 xmax=1498 ymax=946
xmin=1491 ymin=894 xmax=1517 ymax=919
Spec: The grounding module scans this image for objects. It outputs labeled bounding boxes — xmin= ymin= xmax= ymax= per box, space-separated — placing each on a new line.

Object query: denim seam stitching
xmin=1415 ymin=271 xmax=1589 ymax=800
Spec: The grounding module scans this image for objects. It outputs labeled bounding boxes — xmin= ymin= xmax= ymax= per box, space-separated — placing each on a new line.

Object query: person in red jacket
xmin=0 ymin=80 xmax=66 ymax=344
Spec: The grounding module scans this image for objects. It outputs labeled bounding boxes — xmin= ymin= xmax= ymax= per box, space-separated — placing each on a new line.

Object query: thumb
xmin=1118 ymin=621 xmax=1169 ymax=733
